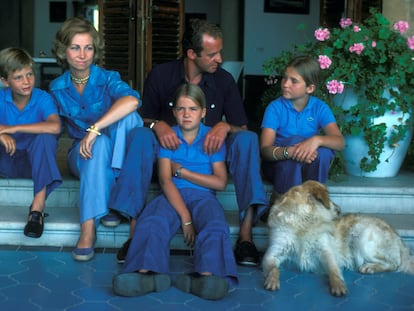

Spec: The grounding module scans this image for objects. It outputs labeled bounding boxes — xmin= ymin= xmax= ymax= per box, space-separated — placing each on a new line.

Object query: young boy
xmin=260 ymin=56 xmax=344 ymax=196
xmin=112 ymin=84 xmax=238 ymax=300
xmin=0 ymin=47 xmax=62 ymax=238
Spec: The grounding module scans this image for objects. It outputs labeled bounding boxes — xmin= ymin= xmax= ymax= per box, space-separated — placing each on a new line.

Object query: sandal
xmin=24 ymin=208 xmax=48 ymax=238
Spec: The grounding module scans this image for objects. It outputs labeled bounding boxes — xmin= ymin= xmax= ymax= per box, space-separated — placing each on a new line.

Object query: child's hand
xmin=181 ymin=221 xmax=195 ymax=247
xmin=0 ymin=134 xmax=16 ymax=155
xmin=291 ymin=138 xmax=319 ymax=163
xmin=0 ymin=125 xmax=17 ymax=135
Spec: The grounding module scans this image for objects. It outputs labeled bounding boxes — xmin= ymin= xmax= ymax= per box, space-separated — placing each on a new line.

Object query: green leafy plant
xmin=261 ymin=8 xmax=414 ymax=175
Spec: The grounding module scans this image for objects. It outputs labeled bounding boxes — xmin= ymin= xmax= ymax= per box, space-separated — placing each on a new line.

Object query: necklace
xmin=71 ymin=74 xmax=90 ymax=84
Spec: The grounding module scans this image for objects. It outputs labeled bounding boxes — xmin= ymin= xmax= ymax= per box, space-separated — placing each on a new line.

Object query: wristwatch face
xmin=174 ymin=168 xmax=181 ymax=177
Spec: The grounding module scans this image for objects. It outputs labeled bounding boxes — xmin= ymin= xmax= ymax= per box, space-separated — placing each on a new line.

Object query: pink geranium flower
xmin=314 ymin=28 xmax=330 ymax=41
xmin=393 ymin=21 xmax=409 ymax=34
xmin=318 ymin=55 xmax=332 ymax=69
xmin=408 ymin=36 xmax=414 ymax=50
xmin=349 ymin=43 xmax=365 ymax=55
xmin=353 ymin=25 xmax=361 ymax=32
xmin=326 ymin=80 xmax=344 ymax=94
xmin=339 ymin=18 xmax=352 ymax=28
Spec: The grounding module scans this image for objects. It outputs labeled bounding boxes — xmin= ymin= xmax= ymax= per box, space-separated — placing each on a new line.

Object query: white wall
xmin=243 ymin=0 xmax=320 ymax=75
xmin=33 ymin=0 xmax=79 ymax=58
xmin=185 ymin=0 xmax=221 ymax=25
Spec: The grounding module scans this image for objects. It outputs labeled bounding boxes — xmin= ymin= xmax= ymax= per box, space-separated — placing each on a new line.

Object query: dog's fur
xmin=262 ymin=180 xmax=414 ymax=296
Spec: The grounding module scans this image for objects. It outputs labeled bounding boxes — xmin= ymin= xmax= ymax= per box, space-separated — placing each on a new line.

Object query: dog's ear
xmin=305 ymin=181 xmax=331 ymax=209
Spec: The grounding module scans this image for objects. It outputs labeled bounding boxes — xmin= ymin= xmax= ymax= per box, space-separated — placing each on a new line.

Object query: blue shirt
xmin=141 ymin=58 xmax=247 ymax=127
xmin=261 ymin=96 xmax=337 ymax=145
xmin=0 ymin=87 xmax=58 ymax=141
xmin=159 ymin=123 xmax=226 ymax=192
xmin=49 ymin=64 xmax=141 ymax=140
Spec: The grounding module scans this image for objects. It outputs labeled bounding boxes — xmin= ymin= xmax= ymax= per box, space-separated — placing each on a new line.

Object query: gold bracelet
xmin=183 ymin=221 xmax=193 ymax=226
xmin=272 ymin=147 xmax=280 ymax=160
xmin=86 ymin=125 xmax=101 ymax=136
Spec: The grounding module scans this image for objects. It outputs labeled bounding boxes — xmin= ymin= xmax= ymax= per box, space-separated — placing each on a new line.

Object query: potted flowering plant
xmin=261 ymin=8 xmax=414 ymax=176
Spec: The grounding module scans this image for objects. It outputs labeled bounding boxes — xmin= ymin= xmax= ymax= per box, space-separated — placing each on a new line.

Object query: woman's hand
xmin=79 ymin=132 xmax=98 ymax=159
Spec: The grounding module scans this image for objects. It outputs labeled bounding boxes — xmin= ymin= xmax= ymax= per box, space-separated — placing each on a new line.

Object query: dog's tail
xmin=399 ymin=247 xmax=414 ymax=274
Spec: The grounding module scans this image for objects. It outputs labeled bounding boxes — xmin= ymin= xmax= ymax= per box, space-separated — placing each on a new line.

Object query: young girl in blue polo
xmin=113 ymin=83 xmax=238 ymax=300
xmin=0 ymin=47 xmax=62 ymax=238
xmin=260 ymin=56 xmax=344 ymax=196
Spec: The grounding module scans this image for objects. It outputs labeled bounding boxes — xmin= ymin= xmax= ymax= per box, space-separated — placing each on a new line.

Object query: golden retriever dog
xmin=262 ymin=180 xmax=414 ymax=296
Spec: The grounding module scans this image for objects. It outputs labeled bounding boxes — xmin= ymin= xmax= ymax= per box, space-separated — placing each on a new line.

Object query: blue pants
xmin=121 ymin=188 xmax=238 ymax=286
xmin=68 ymin=113 xmax=142 ymax=224
xmin=262 ymin=136 xmax=335 ymax=194
xmin=0 ymin=133 xmax=62 ymax=198
xmin=110 ymin=128 xmax=269 ymax=223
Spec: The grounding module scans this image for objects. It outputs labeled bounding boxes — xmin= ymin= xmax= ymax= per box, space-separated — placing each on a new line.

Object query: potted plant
xmin=261 ymin=8 xmax=414 ymax=177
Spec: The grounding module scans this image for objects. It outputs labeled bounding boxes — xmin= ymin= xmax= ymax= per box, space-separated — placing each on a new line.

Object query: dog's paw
xmin=330 ymin=282 xmax=348 ymax=296
xmin=359 ymin=263 xmax=380 ymax=274
xmin=264 ymin=268 xmax=280 ymax=291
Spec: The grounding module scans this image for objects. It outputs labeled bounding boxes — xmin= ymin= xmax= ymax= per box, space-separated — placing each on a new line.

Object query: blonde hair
xmin=173 ymin=84 xmax=206 ymax=109
xmin=0 ymin=47 xmax=33 ymax=79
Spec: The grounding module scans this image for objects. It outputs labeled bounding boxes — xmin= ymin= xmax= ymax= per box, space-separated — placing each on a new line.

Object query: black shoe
xmin=175 ymin=272 xmax=229 ymax=300
xmin=234 ymin=240 xmax=260 ymax=266
xmin=117 ymin=238 xmax=132 ymax=264
xmin=24 ymin=209 xmax=48 ymax=238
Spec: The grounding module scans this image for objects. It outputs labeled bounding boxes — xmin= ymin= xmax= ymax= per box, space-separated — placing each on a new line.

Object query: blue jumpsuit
xmin=122 ymin=124 xmax=238 ymax=286
xmin=110 ymin=58 xmax=268 ymax=224
xmin=261 ymin=96 xmax=337 ymax=193
xmin=0 ymin=87 xmax=62 ymax=198
xmin=49 ymin=65 xmax=143 ymax=224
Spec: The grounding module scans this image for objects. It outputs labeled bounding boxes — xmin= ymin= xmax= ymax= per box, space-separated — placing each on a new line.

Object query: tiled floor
xmin=0 ymin=246 xmax=413 ymax=310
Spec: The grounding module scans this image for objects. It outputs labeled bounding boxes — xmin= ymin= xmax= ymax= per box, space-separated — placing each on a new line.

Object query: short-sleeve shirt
xmin=140 ymin=58 xmax=247 ymax=127
xmin=0 ymin=87 xmax=58 ymax=141
xmin=261 ymin=96 xmax=337 ymax=145
xmin=159 ymin=123 xmax=226 ymax=192
xmin=49 ymin=64 xmax=141 ymax=140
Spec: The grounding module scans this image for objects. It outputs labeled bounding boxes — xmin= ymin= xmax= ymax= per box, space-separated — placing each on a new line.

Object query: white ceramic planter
xmin=335 ymin=88 xmax=413 ymax=177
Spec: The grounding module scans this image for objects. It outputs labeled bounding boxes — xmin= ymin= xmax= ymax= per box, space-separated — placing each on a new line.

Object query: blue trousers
xmin=262 ymin=136 xmax=335 ymax=194
xmin=121 ymin=188 xmax=238 ymax=286
xmin=0 ymin=133 xmax=62 ymax=198
xmin=110 ymin=128 xmax=269 ymax=223
xmin=67 ymin=113 xmax=142 ymax=224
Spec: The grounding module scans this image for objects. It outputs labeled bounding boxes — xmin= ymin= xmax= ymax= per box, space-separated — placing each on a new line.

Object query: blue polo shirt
xmin=140 ymin=58 xmax=247 ymax=127
xmin=0 ymin=87 xmax=58 ymax=141
xmin=159 ymin=123 xmax=226 ymax=192
xmin=49 ymin=64 xmax=141 ymax=140
xmin=261 ymin=96 xmax=337 ymax=145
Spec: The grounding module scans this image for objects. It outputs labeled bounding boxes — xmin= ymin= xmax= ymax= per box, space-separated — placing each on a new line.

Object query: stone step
xmin=1 ymin=204 xmax=414 ymax=252
xmin=0 ymin=170 xmax=413 ymax=251
xmin=1 ymin=171 xmax=413 ymax=213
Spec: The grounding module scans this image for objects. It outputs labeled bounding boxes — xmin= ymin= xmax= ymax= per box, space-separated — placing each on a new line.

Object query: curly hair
xmin=52 ymin=17 xmax=104 ymax=69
